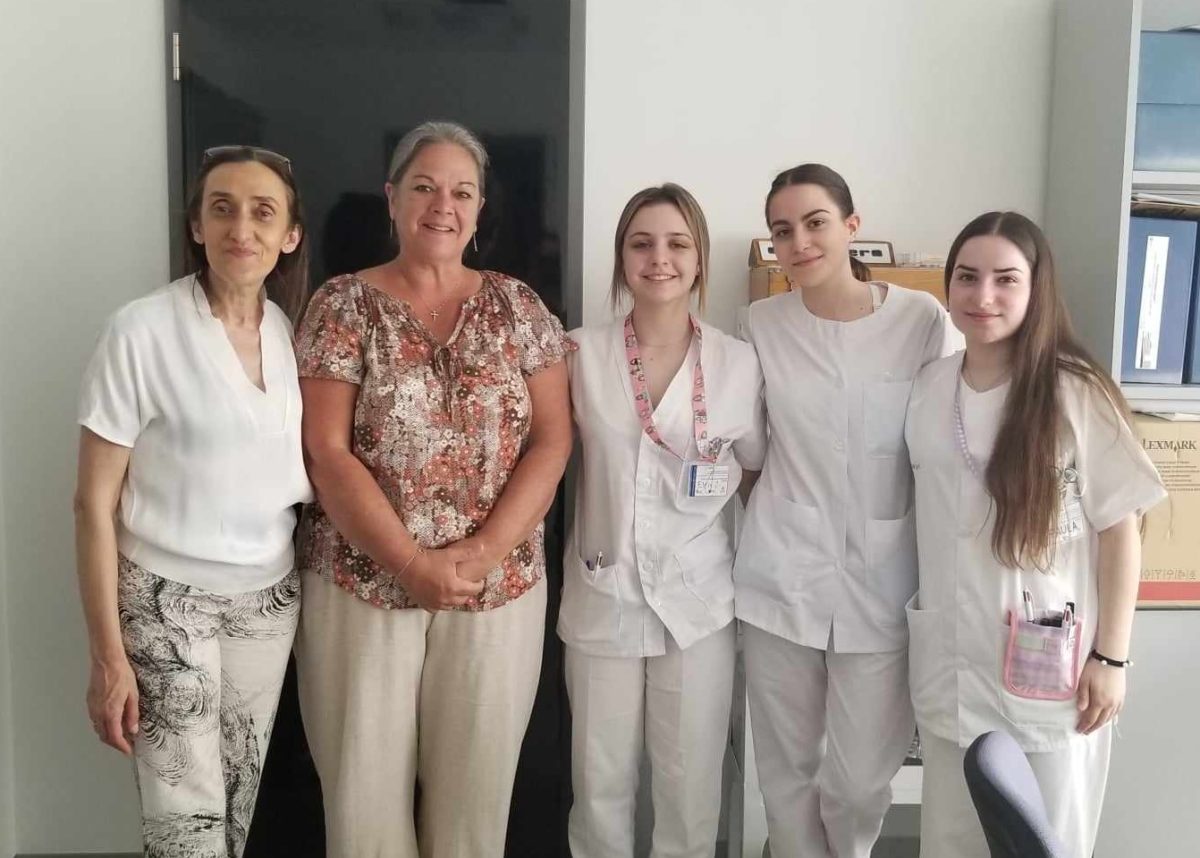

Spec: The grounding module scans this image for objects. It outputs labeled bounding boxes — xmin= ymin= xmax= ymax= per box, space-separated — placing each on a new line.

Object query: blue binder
xmin=1186 ymin=229 xmax=1200 ymax=384
xmin=1122 ymin=216 xmax=1196 ymax=385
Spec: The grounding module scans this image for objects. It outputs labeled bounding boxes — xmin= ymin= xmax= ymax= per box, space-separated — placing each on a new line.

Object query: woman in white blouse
xmin=73 ymin=146 xmax=312 ymax=858
xmin=561 ymin=183 xmax=767 ymax=858
xmin=905 ymin=212 xmax=1164 ymax=857
xmin=734 ymin=163 xmax=957 ymax=858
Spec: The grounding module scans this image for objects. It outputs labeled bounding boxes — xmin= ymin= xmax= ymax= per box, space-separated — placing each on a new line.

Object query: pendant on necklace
xmin=430 ymin=309 xmax=440 ymax=320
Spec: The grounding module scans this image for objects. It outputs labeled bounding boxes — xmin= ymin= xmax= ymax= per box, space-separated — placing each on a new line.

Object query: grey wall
xmin=0 ymin=0 xmax=169 ymax=852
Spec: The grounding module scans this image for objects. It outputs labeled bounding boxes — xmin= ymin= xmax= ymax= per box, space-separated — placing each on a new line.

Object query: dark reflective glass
xmin=171 ymin=3 xmax=571 ymax=855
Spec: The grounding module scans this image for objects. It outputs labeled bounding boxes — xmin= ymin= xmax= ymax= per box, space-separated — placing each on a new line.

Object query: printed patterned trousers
xmin=118 ymin=556 xmax=299 ymax=858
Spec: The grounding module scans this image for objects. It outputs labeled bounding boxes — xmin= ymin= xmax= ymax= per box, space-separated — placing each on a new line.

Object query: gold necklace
xmin=404 ymin=272 xmax=468 ymax=321
xmin=415 ymin=290 xmax=451 ymax=320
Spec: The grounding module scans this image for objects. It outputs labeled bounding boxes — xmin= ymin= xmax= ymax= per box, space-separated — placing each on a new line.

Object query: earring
xmin=473 ymin=232 xmax=479 ymax=253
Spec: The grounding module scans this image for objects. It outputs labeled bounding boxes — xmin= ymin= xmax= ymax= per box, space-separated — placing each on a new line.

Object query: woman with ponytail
xmin=734 ymin=164 xmax=958 ymax=857
xmin=904 ymin=212 xmax=1165 ymax=857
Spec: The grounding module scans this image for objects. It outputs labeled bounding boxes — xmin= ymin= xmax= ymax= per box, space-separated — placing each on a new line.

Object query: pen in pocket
xmin=586 ymin=550 xmax=605 ymax=571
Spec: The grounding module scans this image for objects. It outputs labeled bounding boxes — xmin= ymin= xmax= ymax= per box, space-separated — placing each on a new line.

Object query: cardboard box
xmin=1132 ymin=413 xmax=1200 ymax=607
xmin=872 ymin=265 xmax=947 ymax=306
xmin=748 ymin=238 xmax=790 ymax=302
xmin=749 ymin=268 xmax=790 ymax=302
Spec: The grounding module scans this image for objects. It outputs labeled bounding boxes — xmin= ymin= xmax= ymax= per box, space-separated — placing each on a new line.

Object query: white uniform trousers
xmin=565 ymin=621 xmax=736 ymax=858
xmin=742 ymin=623 xmax=914 ymax=858
xmin=918 ymin=725 xmax=1111 ymax=858
xmin=295 ymin=573 xmax=547 ymax=858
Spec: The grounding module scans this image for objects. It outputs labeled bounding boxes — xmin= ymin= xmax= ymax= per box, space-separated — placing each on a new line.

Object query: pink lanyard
xmin=623 ymin=313 xmax=717 ymax=463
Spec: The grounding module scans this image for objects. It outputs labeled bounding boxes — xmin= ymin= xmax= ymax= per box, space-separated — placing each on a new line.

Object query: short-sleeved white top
xmin=904 ymin=352 xmax=1166 ymax=751
xmin=734 ymin=284 xmax=958 ymax=653
xmin=78 ymin=275 xmax=313 ymax=593
xmin=559 ymin=320 xmax=767 ymax=657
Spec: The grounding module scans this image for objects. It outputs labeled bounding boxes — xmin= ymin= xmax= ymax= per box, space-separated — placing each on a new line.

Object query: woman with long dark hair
xmin=905 ymin=211 xmax=1165 ymax=857
xmin=734 ymin=163 xmax=958 ymax=857
xmin=74 ymin=145 xmax=312 ymax=857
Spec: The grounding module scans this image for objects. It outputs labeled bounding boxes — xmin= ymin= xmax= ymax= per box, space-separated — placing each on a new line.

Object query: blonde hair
xmin=610 ymin=183 xmax=711 ymax=314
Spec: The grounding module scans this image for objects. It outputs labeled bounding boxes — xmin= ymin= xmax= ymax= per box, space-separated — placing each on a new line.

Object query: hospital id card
xmin=687 ymin=463 xmax=730 ymax=497
xmin=1056 ymin=492 xmax=1085 ymax=545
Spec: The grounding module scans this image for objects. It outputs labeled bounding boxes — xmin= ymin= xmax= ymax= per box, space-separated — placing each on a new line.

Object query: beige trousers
xmin=295 ymin=573 xmax=547 ymax=858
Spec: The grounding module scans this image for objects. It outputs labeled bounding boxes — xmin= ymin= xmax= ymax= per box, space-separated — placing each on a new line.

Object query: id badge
xmin=687 ymin=462 xmax=730 ymax=498
xmin=1056 ymin=494 xmax=1084 ymax=544
xmin=1055 ymin=465 xmax=1085 ymax=545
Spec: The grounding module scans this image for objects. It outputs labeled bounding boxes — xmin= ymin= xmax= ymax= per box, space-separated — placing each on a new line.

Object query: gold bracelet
xmin=398 ymin=546 xmax=425 ymax=578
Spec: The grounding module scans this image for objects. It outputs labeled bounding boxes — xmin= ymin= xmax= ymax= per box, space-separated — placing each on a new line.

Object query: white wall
xmin=580 ymin=0 xmax=1056 ymax=331
xmin=0 ymin=433 xmax=13 ymax=858
xmin=0 ymin=0 xmax=168 ymax=852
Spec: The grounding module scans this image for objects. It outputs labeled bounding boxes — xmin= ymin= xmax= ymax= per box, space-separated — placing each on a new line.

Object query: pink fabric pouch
xmin=1002 ymin=609 xmax=1081 ymax=700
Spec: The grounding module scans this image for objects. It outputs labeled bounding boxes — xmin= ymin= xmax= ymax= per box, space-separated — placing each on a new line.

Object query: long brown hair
xmin=946 ymin=212 xmax=1130 ymax=569
xmin=764 ymin=163 xmax=871 ymax=282
xmin=610 ymin=183 xmax=711 ymax=314
xmin=184 ymin=146 xmax=310 ymax=323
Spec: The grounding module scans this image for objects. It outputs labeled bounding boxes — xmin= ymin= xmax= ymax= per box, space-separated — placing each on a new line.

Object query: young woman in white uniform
xmin=734 ymin=164 xmax=958 ymax=858
xmin=561 ymin=183 xmax=767 ymax=858
xmin=905 ymin=211 xmax=1165 ymax=858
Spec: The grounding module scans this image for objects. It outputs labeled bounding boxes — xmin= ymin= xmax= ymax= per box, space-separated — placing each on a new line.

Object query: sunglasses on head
xmin=201 ymin=145 xmax=293 ymax=175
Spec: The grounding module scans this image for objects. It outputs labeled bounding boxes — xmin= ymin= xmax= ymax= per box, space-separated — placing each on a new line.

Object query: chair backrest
xmin=963 ymin=731 xmax=1066 ymax=858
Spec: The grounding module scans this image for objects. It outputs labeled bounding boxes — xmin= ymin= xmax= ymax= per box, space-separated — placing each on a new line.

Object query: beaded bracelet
xmin=1089 ymin=648 xmax=1132 ymax=668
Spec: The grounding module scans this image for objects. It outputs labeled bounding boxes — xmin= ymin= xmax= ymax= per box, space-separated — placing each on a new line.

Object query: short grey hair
xmin=386 ymin=120 xmax=489 ymax=192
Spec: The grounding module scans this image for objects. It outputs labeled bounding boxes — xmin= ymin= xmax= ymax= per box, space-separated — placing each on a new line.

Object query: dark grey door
xmin=165 ymin=3 xmax=574 ymax=855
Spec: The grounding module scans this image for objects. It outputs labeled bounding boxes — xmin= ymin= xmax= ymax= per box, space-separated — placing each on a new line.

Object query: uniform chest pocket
xmin=864 ymin=379 xmax=914 ymax=457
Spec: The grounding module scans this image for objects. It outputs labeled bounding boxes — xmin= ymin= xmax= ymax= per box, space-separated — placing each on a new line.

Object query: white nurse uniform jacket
xmin=559 ymin=319 xmax=767 ymax=657
xmin=904 ymin=353 xmax=1166 ymax=751
xmin=734 ymin=284 xmax=957 ymax=653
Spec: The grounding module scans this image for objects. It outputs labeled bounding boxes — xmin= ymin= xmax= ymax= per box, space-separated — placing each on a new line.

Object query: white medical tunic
xmin=904 ymin=353 xmax=1165 ymax=751
xmin=734 ymin=284 xmax=957 ymax=653
xmin=559 ymin=320 xmax=767 ymax=658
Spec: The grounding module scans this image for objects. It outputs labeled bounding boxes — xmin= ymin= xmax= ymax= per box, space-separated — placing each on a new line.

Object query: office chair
xmin=963 ymin=730 xmax=1066 ymax=858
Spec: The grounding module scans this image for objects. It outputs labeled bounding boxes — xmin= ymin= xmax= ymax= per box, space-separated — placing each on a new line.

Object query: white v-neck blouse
xmin=79 ymin=275 xmax=312 ymax=594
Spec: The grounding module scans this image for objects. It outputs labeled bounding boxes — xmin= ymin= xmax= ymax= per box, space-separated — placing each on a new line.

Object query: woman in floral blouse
xmin=294 ymin=121 xmax=573 ymax=858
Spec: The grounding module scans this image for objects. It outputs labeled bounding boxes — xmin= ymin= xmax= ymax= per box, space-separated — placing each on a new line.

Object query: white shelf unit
xmin=1132 ymin=170 xmax=1200 ymax=192
xmin=1045 ymin=0 xmax=1200 ymax=415
xmin=1045 ymin=8 xmax=1200 ymax=858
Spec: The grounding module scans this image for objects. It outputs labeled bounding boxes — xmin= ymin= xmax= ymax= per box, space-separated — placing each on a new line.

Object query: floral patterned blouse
xmin=295 ymin=270 xmax=573 ymax=611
